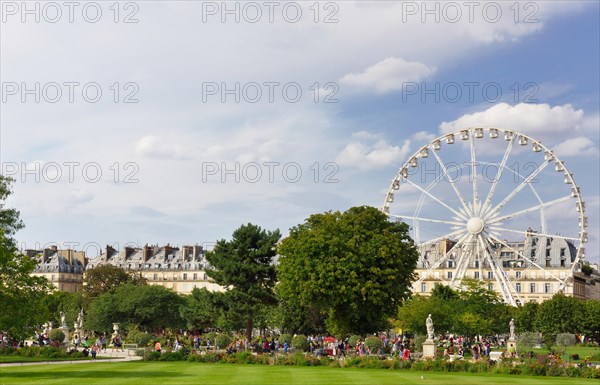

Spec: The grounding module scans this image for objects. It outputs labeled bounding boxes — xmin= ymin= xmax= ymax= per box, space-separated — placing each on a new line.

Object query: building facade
xmin=413 ymin=231 xmax=599 ymax=303
xmin=86 ymin=244 xmax=223 ymax=294
xmin=28 ymin=246 xmax=85 ymax=292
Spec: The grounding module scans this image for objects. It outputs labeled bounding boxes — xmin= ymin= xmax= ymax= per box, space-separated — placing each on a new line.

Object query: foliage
xmin=0 ymin=175 xmax=53 ymax=339
xmin=556 ymin=333 xmax=577 ymax=347
xmin=580 ymin=299 xmax=600 ymax=339
xmin=215 ymin=334 xmax=231 ymax=349
xmin=42 ymin=291 xmax=84 ymax=328
xmin=518 ymin=332 xmax=542 ymax=349
xmin=126 ymin=328 xmax=154 ymax=347
xmin=86 ymin=284 xmax=185 ymax=333
xmin=581 ymin=263 xmax=593 ymax=275
xmin=205 ymin=223 xmax=281 ymax=340
xmin=180 ymin=288 xmax=223 ymax=331
xmin=279 ymin=333 xmax=293 ymax=345
xmin=83 ymin=264 xmax=146 ymax=300
xmin=348 ymin=335 xmax=361 ymax=348
xmin=515 ymin=302 xmax=539 ymax=333
xmin=291 ymin=334 xmax=309 ymax=352
xmin=277 ymin=206 xmax=418 ymax=336
xmin=413 ymin=334 xmax=426 ymax=352
xmin=364 ymin=336 xmax=383 ymax=353
xmin=276 ymin=294 xmax=327 ymax=335
xmin=48 ymin=329 xmax=65 ymax=342
xmin=535 ymin=293 xmax=584 ymax=341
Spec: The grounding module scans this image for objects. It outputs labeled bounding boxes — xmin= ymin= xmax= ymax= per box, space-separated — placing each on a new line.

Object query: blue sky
xmin=1 ymin=1 xmax=598 ymax=265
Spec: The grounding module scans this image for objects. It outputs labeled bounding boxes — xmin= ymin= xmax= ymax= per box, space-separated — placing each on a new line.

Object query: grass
xmin=0 ymin=356 xmax=116 ymax=363
xmin=0 ymin=362 xmax=598 ymax=385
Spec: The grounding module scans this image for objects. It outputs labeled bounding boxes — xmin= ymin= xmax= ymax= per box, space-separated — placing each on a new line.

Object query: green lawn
xmin=0 ymin=362 xmax=598 ymax=385
xmin=0 ymin=356 xmax=115 ymax=363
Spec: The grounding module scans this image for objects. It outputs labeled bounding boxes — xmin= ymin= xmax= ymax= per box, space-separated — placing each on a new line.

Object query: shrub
xmin=48 ymin=329 xmax=65 ymax=343
xmin=215 ymin=334 xmax=231 ymax=349
xmin=413 ymin=334 xmax=426 ymax=352
xmin=279 ymin=334 xmax=293 ymax=345
xmin=143 ymin=351 xmax=161 ymax=361
xmin=556 ymin=333 xmax=577 ymax=347
xmin=364 ymin=336 xmax=383 ymax=354
xmin=159 ymin=351 xmax=185 ymax=361
xmin=518 ymin=332 xmax=542 ymax=349
xmin=348 ymin=335 xmax=361 ymax=348
xmin=291 ymin=335 xmax=309 ymax=352
xmin=127 ymin=328 xmax=153 ymax=347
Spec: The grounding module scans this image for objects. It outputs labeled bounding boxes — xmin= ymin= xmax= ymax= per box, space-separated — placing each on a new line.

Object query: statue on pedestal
xmin=77 ymin=308 xmax=84 ymax=329
xmin=426 ymin=314 xmax=435 ymax=340
xmin=509 ymin=318 xmax=515 ymax=340
xmin=60 ymin=311 xmax=66 ymax=327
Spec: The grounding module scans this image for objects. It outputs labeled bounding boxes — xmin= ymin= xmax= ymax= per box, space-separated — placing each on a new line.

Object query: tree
xmin=83 ymin=264 xmax=146 ymax=300
xmin=180 ymin=287 xmax=223 ymax=331
xmin=0 ymin=176 xmax=53 ymax=339
xmin=534 ymin=293 xmax=584 ymax=343
xmin=42 ymin=291 xmax=84 ymax=327
xmin=205 ymin=223 xmax=281 ymax=341
xmin=86 ymin=284 xmax=184 ymax=333
xmin=277 ymin=206 xmax=419 ymax=335
xmin=579 ymin=299 xmax=600 ymax=340
xmin=514 ymin=301 xmax=539 ymax=333
xmin=396 ymin=295 xmax=454 ymax=336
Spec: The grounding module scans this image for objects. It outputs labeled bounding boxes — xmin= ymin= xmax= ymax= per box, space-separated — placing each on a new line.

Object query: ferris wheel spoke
xmin=431 ymin=149 xmax=470 ymax=213
xmin=487 ymin=195 xmax=572 ymax=225
xmin=478 ymin=235 xmax=520 ymax=306
xmin=469 ymin=130 xmax=479 ymax=213
xmin=414 ymin=232 xmax=470 ymax=285
xmin=388 ymin=214 xmax=463 ymax=226
xmin=404 ymin=178 xmax=468 ymax=221
xmin=482 ymin=136 xmax=515 ymax=215
xmin=487 ymin=235 xmax=565 ymax=284
xmin=487 ymin=226 xmax=579 ymax=241
xmin=483 ymin=159 xmax=551 ymax=221
xmin=417 ymin=229 xmax=466 ymax=247
xmin=450 ymin=234 xmax=475 ymax=287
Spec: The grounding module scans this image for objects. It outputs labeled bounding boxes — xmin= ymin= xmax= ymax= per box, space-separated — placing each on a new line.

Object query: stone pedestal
xmin=507 ymin=338 xmax=518 ymax=356
xmin=59 ymin=326 xmax=70 ymax=345
xmin=422 ymin=340 xmax=436 ymax=359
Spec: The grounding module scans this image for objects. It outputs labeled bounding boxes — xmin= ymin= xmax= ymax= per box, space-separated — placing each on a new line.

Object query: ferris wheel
xmin=382 ymin=127 xmax=587 ymax=306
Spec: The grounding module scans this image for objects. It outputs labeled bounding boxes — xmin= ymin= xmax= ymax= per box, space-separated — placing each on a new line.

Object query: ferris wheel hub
xmin=467 ymin=217 xmax=485 ymax=234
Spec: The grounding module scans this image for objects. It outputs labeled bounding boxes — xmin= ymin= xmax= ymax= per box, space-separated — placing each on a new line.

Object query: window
xmin=530 ymin=283 xmax=536 ymax=293
xmin=515 ymin=271 xmax=522 ymax=278
xmin=516 ymin=283 xmax=522 ymax=293
xmin=544 ymin=283 xmax=551 ymax=293
xmin=487 ymin=271 xmax=494 ymax=279
xmin=173 ymin=274 xmax=178 ymax=281
xmin=560 ymin=260 xmax=565 ymax=267
xmin=163 ymin=274 xmax=168 ymax=281
xmin=448 ymin=260 xmax=454 ymax=268
xmin=183 ymin=273 xmax=187 ymax=280
xmin=545 ymin=249 xmax=551 ymax=257
xmin=474 ymin=260 xmax=480 ymax=268
xmin=546 ymin=260 xmax=551 ymax=267
xmin=474 ymin=271 xmax=480 ymax=279
xmin=560 ymin=248 xmax=565 ymax=257
xmin=421 ymin=283 xmax=427 ymax=293
xmin=153 ymin=274 xmax=157 ymax=280
xmin=546 ymin=238 xmax=551 ymax=247
xmin=193 ymin=273 xmax=198 ymax=280
xmin=531 ymin=249 xmax=536 ymax=258
xmin=447 ymin=271 xmax=453 ymax=279
xmin=488 ymin=284 xmax=494 ymax=291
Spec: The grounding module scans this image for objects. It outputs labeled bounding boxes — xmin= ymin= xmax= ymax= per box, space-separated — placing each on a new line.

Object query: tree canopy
xmin=83 ymin=264 xmax=146 ymax=300
xmin=0 ymin=176 xmax=53 ymax=339
xmin=277 ymin=206 xmax=419 ymax=335
xmin=205 ymin=223 xmax=281 ymax=340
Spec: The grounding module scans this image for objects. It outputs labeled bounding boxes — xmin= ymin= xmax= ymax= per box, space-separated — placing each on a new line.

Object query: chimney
xmin=105 ymin=245 xmax=115 ymax=262
xmin=193 ymin=245 xmax=203 ymax=260
xmin=144 ymin=244 xmax=152 ymax=263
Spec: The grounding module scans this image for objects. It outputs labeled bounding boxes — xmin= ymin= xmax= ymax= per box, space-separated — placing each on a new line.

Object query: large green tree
xmin=205 ymin=223 xmax=281 ymax=341
xmin=535 ymin=293 xmax=585 ymax=342
xmin=0 ymin=176 xmax=52 ymax=339
xmin=86 ymin=283 xmax=184 ymax=333
xmin=277 ymin=206 xmax=419 ymax=335
xmin=83 ymin=264 xmax=146 ymax=300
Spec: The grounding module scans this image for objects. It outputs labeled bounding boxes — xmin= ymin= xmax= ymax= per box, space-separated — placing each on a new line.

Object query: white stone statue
xmin=60 ymin=311 xmax=66 ymax=327
xmin=509 ymin=318 xmax=515 ymax=340
xmin=426 ymin=314 xmax=435 ymax=340
xmin=77 ymin=308 xmax=84 ymax=328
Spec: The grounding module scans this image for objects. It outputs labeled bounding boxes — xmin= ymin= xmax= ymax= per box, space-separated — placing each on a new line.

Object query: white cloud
xmin=134 ymin=135 xmax=187 ymax=160
xmin=553 ymin=137 xmax=599 ymax=157
xmin=439 ymin=103 xmax=596 ymax=156
xmin=336 ymin=132 xmax=411 ymax=170
xmin=340 ymin=57 xmax=435 ymax=93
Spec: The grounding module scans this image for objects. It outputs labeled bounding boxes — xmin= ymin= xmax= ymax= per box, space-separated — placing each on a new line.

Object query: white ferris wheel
xmin=382 ymin=127 xmax=587 ymax=306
